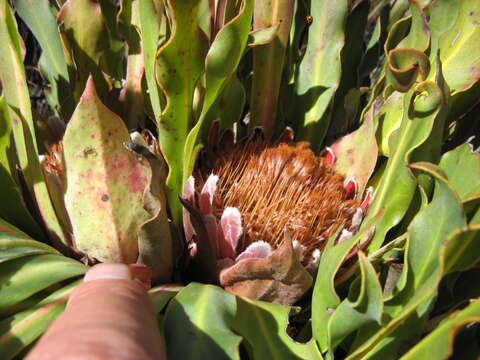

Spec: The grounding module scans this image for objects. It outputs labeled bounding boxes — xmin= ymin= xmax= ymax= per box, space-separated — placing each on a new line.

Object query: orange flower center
xmin=204 ymin=141 xmax=359 ymax=264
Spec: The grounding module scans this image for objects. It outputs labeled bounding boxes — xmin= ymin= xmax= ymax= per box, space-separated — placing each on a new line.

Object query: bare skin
xmin=26 ymin=264 xmax=167 ymax=360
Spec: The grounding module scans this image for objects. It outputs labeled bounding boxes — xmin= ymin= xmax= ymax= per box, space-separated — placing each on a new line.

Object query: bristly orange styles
xmin=212 ymin=140 xmax=360 ymax=264
xmin=183 ymin=139 xmax=372 ymax=305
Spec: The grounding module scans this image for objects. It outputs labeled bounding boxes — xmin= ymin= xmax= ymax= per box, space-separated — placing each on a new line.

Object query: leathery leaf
xmin=439 ymin=142 xmax=480 ymax=202
xmin=156 ymin=0 xmax=208 ymax=224
xmin=0 ymin=0 xmax=66 ymax=246
xmin=428 ymin=0 xmax=480 ymax=94
xmin=163 ymin=283 xmax=242 ymax=360
xmin=365 ymin=79 xmax=446 ymax=252
xmin=58 ymin=0 xmax=110 ymax=99
xmin=327 ymin=253 xmax=383 ymax=350
xmin=184 ymin=0 xmax=253 ymax=190
xmin=15 ymin=0 xmax=73 ymax=118
xmin=294 ymin=0 xmax=348 ymax=148
xmin=63 ymin=77 xmax=152 ymax=263
xmin=401 ymin=299 xmax=480 ymax=360
xmin=249 ymin=0 xmax=294 ymax=139
xmin=312 ymin=213 xmax=382 ymax=352
xmin=348 ymin=163 xmax=466 ymax=359
xmin=0 ymin=280 xmax=80 ymax=360
xmin=163 ymin=283 xmax=321 ymax=360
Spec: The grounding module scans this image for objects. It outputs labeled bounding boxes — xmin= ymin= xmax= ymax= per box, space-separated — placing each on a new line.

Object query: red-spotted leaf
xmin=63 ymin=77 xmax=153 ymax=263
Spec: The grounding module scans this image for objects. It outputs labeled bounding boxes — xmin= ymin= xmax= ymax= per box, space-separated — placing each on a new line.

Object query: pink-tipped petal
xmin=344 ymin=177 xmax=358 ymax=199
xmin=199 ymin=174 xmax=219 ymax=215
xmin=183 ymin=211 xmax=196 ymax=243
xmin=306 ymin=248 xmax=322 ymax=273
xmin=337 ymin=229 xmax=353 ymax=244
xmin=188 ymin=242 xmax=198 ymax=257
xmin=350 ymin=208 xmax=363 ymax=231
xmin=236 ymin=241 xmax=272 ymax=262
xmin=182 ymin=177 xmax=196 ymax=242
xmin=322 ymin=147 xmax=336 ymax=165
xmin=183 ymin=176 xmax=195 ymax=203
xmin=219 ymin=207 xmax=242 ymax=259
xmin=361 ymin=186 xmax=373 ymax=211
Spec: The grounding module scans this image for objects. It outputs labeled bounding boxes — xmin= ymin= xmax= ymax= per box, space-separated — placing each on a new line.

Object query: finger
xmin=26 ymin=264 xmax=166 ymax=360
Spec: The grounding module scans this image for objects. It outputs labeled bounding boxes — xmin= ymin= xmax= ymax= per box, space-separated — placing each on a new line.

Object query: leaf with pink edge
xmin=63 ymin=77 xmax=153 ymax=263
xmin=330 ymin=105 xmax=378 ymax=196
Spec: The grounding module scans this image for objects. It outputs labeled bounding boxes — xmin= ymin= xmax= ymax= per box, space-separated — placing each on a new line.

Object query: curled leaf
xmin=386 ymin=48 xmax=430 ymax=92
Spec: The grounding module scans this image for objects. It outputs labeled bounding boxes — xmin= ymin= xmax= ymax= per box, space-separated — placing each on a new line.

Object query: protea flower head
xmin=182 ymin=132 xmax=373 ymax=305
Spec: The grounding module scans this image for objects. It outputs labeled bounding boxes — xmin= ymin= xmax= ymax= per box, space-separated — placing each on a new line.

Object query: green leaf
xmin=14 ymin=0 xmax=73 ymax=118
xmin=0 ymin=96 xmax=13 ymax=174
xmin=439 ymin=142 xmax=480 ymax=202
xmin=0 ymin=164 xmax=44 ymax=240
xmin=443 ymin=221 xmax=480 ymax=274
xmin=365 ymin=82 xmax=446 ymax=252
xmin=119 ymin=0 xmax=145 ymax=129
xmin=401 ymin=299 xmax=480 ymax=360
xmin=156 ymin=0 xmax=209 ymax=224
xmin=386 ymin=49 xmax=430 ymax=92
xmin=396 ymin=1 xmax=430 ymax=52
xmin=376 ymin=91 xmax=404 ymax=157
xmin=139 ymin=0 xmax=164 ymax=121
xmin=312 ymin=213 xmax=382 ymax=352
xmin=328 ymin=1 xmax=368 ymax=138
xmin=183 ymin=0 xmax=253 ymax=206
xmin=0 ymin=254 xmax=86 ymax=311
xmin=233 ymin=297 xmax=322 ymax=360
xmin=247 ymin=23 xmax=280 ymax=47
xmin=249 ymin=0 xmax=294 ymax=138
xmin=149 ymin=284 xmax=182 ymax=314
xmin=58 ymin=0 xmax=110 ymax=99
xmin=348 ymin=163 xmax=466 ymax=359
xmin=163 ymin=283 xmax=242 ymax=360
xmin=328 ymin=253 xmax=383 ymax=350
xmin=63 ymin=77 xmax=152 ymax=263
xmin=0 ymin=0 xmax=66 ymax=246
xmin=0 ymin=280 xmax=79 ymax=360
xmin=163 ymin=283 xmax=321 ymax=360
xmin=0 ymin=218 xmax=28 ymax=236
xmin=428 ymin=0 xmax=480 ymax=94
xmin=203 ymin=74 xmax=246 ymax=133
xmin=294 ymin=0 xmax=348 ymax=148
xmin=0 ymin=233 xmax=58 ymax=264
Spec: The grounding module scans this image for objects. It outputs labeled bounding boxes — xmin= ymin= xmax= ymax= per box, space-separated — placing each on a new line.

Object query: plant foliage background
xmin=0 ymin=0 xmax=479 ymax=359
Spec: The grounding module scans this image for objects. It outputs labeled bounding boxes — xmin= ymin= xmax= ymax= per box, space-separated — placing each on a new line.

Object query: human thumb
xmin=27 ymin=263 xmax=166 ymax=360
